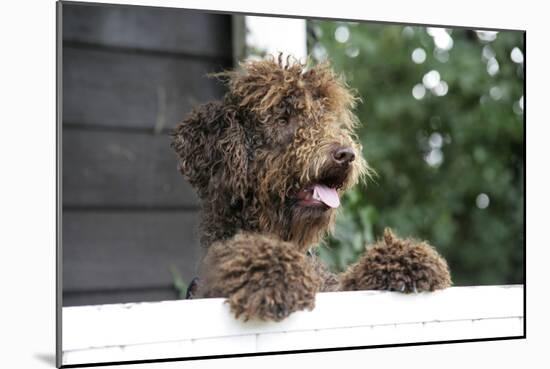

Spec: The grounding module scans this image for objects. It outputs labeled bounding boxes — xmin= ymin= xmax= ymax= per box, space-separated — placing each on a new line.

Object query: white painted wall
xmin=245 ymin=16 xmax=307 ymax=61
xmin=62 ymin=285 xmax=524 ymax=366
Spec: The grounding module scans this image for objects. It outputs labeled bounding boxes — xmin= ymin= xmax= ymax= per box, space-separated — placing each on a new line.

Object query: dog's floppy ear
xmin=171 ymin=102 xmax=248 ymax=202
xmin=171 ymin=102 xmax=222 ymax=195
xmin=215 ymin=108 xmax=249 ymax=202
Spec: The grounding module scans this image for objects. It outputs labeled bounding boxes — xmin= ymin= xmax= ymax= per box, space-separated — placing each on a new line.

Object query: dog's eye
xmin=283 ymin=116 xmax=299 ymax=126
xmin=277 ymin=118 xmax=288 ymax=126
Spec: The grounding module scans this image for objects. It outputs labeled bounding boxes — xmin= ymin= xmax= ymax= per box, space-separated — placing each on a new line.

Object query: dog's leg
xmin=197 ymin=232 xmax=321 ymax=321
xmin=339 ymin=228 xmax=451 ymax=293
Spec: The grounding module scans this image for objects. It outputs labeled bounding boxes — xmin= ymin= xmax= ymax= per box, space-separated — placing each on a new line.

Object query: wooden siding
xmin=61 ymin=2 xmax=232 ymax=306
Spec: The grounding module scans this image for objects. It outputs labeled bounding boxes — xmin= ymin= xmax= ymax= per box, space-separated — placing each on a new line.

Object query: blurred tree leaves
xmin=309 ymin=22 xmax=524 ymax=285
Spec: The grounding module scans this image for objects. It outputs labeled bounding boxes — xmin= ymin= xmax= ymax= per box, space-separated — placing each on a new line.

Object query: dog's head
xmin=172 ymin=56 xmax=369 ymax=249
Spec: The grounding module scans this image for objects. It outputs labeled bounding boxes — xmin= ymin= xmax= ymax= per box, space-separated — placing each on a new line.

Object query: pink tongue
xmin=313 ymin=184 xmax=340 ymax=208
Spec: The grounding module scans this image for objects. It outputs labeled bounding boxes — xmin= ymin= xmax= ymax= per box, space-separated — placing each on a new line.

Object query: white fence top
xmin=62 ymin=285 xmax=524 ymax=366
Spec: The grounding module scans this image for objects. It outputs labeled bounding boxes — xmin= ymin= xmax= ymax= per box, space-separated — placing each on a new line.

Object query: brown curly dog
xmin=171 ymin=56 xmax=451 ymax=322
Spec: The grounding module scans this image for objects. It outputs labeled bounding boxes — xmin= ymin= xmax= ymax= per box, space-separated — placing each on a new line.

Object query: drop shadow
xmin=34 ymin=353 xmax=56 ymax=367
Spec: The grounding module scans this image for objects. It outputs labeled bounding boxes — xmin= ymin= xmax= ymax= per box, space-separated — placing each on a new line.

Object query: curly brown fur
xmin=171 ymin=55 xmax=450 ymax=321
xmin=172 ymin=55 xmax=368 ymax=249
xmin=198 ymin=232 xmax=321 ymax=321
xmin=307 ymin=253 xmax=341 ymax=292
xmin=340 ymin=228 xmax=452 ymax=293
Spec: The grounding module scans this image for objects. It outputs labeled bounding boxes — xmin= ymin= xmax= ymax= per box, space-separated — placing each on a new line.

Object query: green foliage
xmin=309 ymin=22 xmax=524 ymax=285
xmin=169 ymin=265 xmax=188 ymax=299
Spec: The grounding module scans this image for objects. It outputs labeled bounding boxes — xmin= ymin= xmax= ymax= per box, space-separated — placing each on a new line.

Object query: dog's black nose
xmin=332 ymin=146 xmax=355 ymax=165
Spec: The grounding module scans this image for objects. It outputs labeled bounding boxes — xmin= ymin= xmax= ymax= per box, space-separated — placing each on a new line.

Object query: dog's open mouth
xmin=295 ymin=184 xmax=340 ymax=208
xmin=294 ymin=174 xmax=346 ymax=209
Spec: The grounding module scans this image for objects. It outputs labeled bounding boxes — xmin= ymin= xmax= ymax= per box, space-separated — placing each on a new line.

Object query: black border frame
xmin=56 ymin=1 xmax=527 ymax=367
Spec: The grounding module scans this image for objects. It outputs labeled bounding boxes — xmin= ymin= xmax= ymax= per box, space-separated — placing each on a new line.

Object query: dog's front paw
xmin=340 ymin=228 xmax=451 ymax=293
xmin=200 ymin=233 xmax=320 ymax=321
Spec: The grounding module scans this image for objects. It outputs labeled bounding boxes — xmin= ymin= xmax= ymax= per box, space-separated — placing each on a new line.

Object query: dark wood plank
xmin=62 ymin=3 xmax=233 ymax=58
xmin=63 ymin=46 xmax=229 ymax=129
xmin=62 ymin=210 xmax=203 ymax=291
xmin=62 ymin=129 xmax=199 ymax=207
xmin=63 ymin=287 xmax=180 ymax=307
